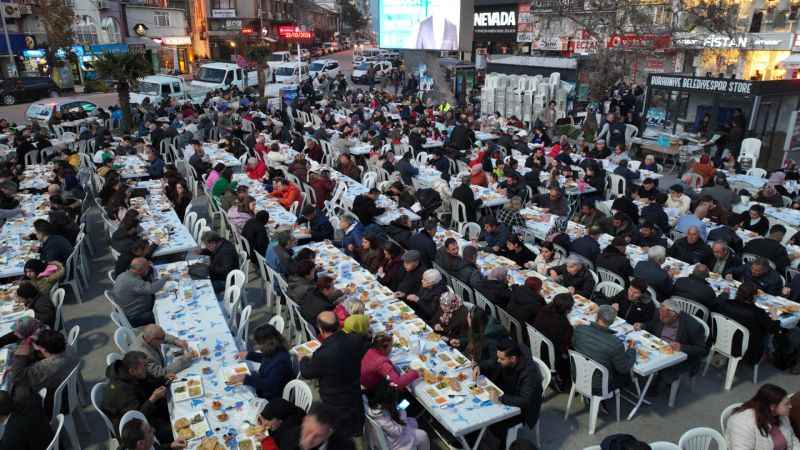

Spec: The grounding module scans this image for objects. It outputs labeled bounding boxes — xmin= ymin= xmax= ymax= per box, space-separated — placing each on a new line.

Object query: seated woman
xmin=22 ymin=259 xmax=63 ymax=295
xmin=726 ymin=384 xmax=799 ymax=449
xmin=737 ymin=204 xmax=771 ymax=236
xmin=366 ymin=379 xmax=430 ymax=450
xmin=641 ymin=154 xmax=659 ymax=172
xmin=227 ymin=195 xmax=256 ymax=234
xmin=754 ymin=183 xmax=784 ymax=208
xmin=716 ymin=281 xmax=779 ymax=367
xmin=232 ymin=324 xmax=294 ymax=400
xmin=405 ymin=269 xmax=447 ymax=322
xmin=252 ymin=398 xmax=307 ymax=450
xmin=533 ymin=241 xmax=563 ymax=276
xmin=532 ymin=293 xmax=574 ymax=390
xmin=360 ymin=333 xmax=419 ymax=391
xmin=431 ymin=292 xmax=469 ymax=349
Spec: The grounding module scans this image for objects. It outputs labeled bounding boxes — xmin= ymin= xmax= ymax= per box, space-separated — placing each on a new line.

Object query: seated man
xmin=635 ymin=299 xmax=708 ymax=390
xmin=9 ymin=329 xmax=79 ymax=413
xmin=634 ymin=246 xmax=673 ymax=301
xmin=279 ymin=402 xmax=356 ymax=450
xmin=119 ymin=417 xmax=188 ymax=450
xmin=336 ymin=215 xmax=365 ymax=256
xmin=435 ymin=237 xmax=463 ymax=273
xmin=668 ymin=226 xmax=713 ymax=266
xmin=709 ymin=240 xmax=742 ymax=276
xmin=534 ymin=187 xmax=568 ymax=216
xmin=726 ymin=257 xmax=784 ymax=296
xmin=549 ymin=257 xmax=596 ymax=298
xmin=270 ymin=177 xmax=301 ymax=209
xmin=742 ymin=225 xmax=791 ymax=274
xmin=395 ymin=250 xmax=425 ymax=301
xmin=572 ymin=305 xmax=636 ymax=392
xmin=129 ymin=324 xmax=195 ymax=379
xmin=478 ymin=216 xmax=510 ymax=253
xmin=477 ymin=339 xmax=543 ymax=447
xmin=199 ymin=231 xmax=239 ymax=293
xmin=296 ymin=205 xmax=334 ymax=243
xmin=476 ymin=267 xmax=513 ymax=308
xmin=103 ymin=351 xmax=172 ymax=444
xmin=0 ymin=389 xmax=54 ymax=450
xmin=672 ymin=264 xmax=719 ymax=311
xmin=113 ymin=257 xmax=167 ymax=327
xmin=674 ymin=204 xmax=710 ymax=242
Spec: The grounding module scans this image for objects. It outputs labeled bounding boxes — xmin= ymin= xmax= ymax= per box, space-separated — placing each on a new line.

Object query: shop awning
xmin=779 ymin=54 xmax=800 ymax=68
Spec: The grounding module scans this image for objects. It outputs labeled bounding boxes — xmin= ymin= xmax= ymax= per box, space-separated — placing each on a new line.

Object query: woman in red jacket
xmin=270 ymin=177 xmax=301 ymax=209
xmin=245 ymin=157 xmax=267 ymax=180
xmin=360 ymin=333 xmax=419 ymax=391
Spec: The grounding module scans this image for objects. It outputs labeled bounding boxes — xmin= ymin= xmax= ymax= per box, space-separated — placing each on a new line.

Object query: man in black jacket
xmin=199 ymin=231 xmax=239 ymax=293
xmin=630 ymin=222 xmax=668 ymax=248
xmin=435 ymin=237 xmax=463 ymax=273
xmin=452 ymin=175 xmax=483 ymax=223
xmin=102 ymin=351 xmax=172 ymax=444
xmin=709 ymin=241 xmax=742 ymax=276
xmin=672 ymin=264 xmax=719 ymax=311
xmin=384 ymin=215 xmax=414 ymax=248
xmin=476 ymin=267 xmax=513 ymax=308
xmin=242 ymin=211 xmax=270 ymax=262
xmin=742 ymin=225 xmax=791 ymax=274
xmin=188 ymin=140 xmax=212 ymax=178
xmin=299 ymin=312 xmax=366 ymax=439
xmin=297 ymin=205 xmax=334 ymax=244
xmin=455 ymin=245 xmax=485 ymax=287
xmin=0 ymin=388 xmax=54 ymax=450
xmin=396 ymin=250 xmax=425 ymax=299
xmin=278 ymin=401 xmax=356 ymax=450
xmin=571 ymin=226 xmax=602 ymax=263
xmin=34 ymin=219 xmax=73 ymax=265
xmin=449 ymin=120 xmax=470 ymax=150
xmin=351 ymin=189 xmax=385 ymax=227
xmin=636 ymin=299 xmax=708 ymax=386
xmin=549 ymin=257 xmax=596 ymax=298
xmin=478 ymin=339 xmax=543 ymax=446
xmin=596 ymin=237 xmax=633 ymax=283
xmin=299 ymin=276 xmax=338 ymax=324
xmin=407 ymin=219 xmax=438 ymax=268
xmin=634 ymin=246 xmax=673 ymax=300
xmin=668 ymin=227 xmax=713 ymax=266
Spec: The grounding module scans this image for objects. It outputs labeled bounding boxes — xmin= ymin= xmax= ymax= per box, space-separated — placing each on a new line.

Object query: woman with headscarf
xmin=360 ymin=333 xmax=420 ymax=392
xmin=506 ymin=277 xmax=546 ymax=325
xmin=431 ymin=292 xmax=469 ymax=349
xmin=406 ymin=269 xmax=448 ymax=322
xmin=767 ymin=171 xmax=791 ymax=197
xmin=754 ymin=182 xmax=784 ymax=207
xmin=22 ymin=259 xmax=63 ymax=295
xmin=0 ymin=316 xmax=45 ymax=351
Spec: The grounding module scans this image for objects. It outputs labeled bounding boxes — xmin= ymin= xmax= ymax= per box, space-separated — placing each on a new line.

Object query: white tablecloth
xmin=129 ymin=180 xmax=198 ymax=257
xmin=0 ymin=194 xmax=50 ymax=279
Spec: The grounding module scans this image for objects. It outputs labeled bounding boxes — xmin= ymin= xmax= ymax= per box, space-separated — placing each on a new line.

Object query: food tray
xmin=172 ymin=412 xmax=210 ymax=441
xmin=220 ymin=363 xmax=251 ymax=385
xmin=171 ymin=375 xmax=204 ymax=402
xmin=290 ymin=339 xmax=321 ymax=357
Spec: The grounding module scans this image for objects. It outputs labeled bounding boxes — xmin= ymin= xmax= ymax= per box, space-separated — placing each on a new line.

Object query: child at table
xmin=366 ymin=379 xmax=430 ymax=450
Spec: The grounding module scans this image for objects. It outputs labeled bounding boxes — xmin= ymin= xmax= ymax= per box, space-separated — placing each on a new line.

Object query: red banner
xmin=606 ymin=33 xmax=671 ymax=50
xmin=278 ymin=25 xmax=314 ymax=42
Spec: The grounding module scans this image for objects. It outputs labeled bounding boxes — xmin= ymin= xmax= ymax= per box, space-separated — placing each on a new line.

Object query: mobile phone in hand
xmin=398 ymin=399 xmax=410 ymax=410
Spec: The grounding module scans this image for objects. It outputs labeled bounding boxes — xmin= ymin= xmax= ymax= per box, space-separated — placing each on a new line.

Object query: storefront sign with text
xmin=650 ymin=75 xmax=752 ymax=95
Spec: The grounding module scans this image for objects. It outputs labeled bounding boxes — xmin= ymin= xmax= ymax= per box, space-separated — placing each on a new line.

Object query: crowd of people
xmin=0 ymin=66 xmax=797 ymax=450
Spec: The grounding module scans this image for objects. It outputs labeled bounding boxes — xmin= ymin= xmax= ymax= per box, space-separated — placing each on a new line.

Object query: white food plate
xmin=171 ymin=375 xmax=204 ymax=402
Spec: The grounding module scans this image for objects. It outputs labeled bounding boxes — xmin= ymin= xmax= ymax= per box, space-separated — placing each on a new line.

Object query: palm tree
xmin=244 ymin=44 xmax=272 ymax=99
xmin=94 ymin=52 xmax=152 ymax=132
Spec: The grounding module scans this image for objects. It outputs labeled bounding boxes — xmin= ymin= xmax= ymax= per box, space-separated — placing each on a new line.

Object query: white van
xmin=268 ymin=51 xmax=292 ymax=71
xmin=191 ymin=62 xmax=258 ymax=91
xmin=274 ymin=62 xmax=309 ymax=84
xmin=130 ymin=75 xmax=210 ymax=105
xmin=353 ymin=47 xmax=383 ymax=65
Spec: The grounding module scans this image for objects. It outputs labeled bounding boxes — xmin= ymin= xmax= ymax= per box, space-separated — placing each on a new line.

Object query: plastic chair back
xmin=459 ymin=222 xmax=482 ymax=240
xmin=677 ymin=427 xmax=727 ymax=450
xmin=223 ymin=285 xmax=242 ymax=324
xmin=365 ymin=415 xmax=392 ymax=450
xmin=268 ymin=315 xmax=285 ymax=335
xmin=91 ymin=382 xmax=118 ymax=441
xmin=497 ymin=307 xmax=524 ymax=346
xmin=720 ymin=402 xmax=742 ymax=434
xmin=569 ymin=350 xmax=613 ymax=399
xmin=450 ymin=277 xmax=474 ymax=305
xmin=709 ymin=313 xmax=749 ymax=358
xmin=527 ymin=324 xmax=556 ymax=371
xmin=650 ymin=442 xmax=680 ymax=450
xmin=106 ymin=352 xmax=124 ymax=367
xmin=237 ymin=305 xmax=253 ymax=347
xmin=532 ymin=356 xmax=551 ymax=391
xmin=52 ymin=361 xmax=82 ymax=419
xmin=225 ymin=269 xmax=246 ymax=292
xmin=282 ymin=379 xmax=314 ymax=412
xmin=113 ymin=327 xmax=135 ymax=353
xmin=671 ymin=296 xmax=710 ymax=322
xmin=594 ymin=281 xmax=623 ymax=298
xmin=597 ymin=268 xmax=626 ymax=287
xmin=474 ymin=291 xmax=498 ymax=318
xmin=118 ymin=410 xmax=149 ymax=437
xmin=47 ymin=414 xmax=65 ymax=450
xmin=51 ymin=288 xmax=65 ymax=332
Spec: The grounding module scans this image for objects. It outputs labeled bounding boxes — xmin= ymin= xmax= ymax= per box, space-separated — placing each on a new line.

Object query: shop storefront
xmin=673 ymin=32 xmax=795 ymax=81
xmin=473 ymin=2 xmax=521 ymax=55
xmin=159 ymin=37 xmax=192 ymax=74
xmin=643 ymin=73 xmax=800 ymax=168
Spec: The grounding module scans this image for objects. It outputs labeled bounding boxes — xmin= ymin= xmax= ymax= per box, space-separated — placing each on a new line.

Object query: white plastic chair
xmin=650 ymin=442 xmax=680 ymax=450
xmin=113 ymin=327 xmax=136 ymax=353
xmin=106 ymin=352 xmax=124 ymax=367
xmin=720 ymin=402 xmax=742 ymax=434
xmin=607 ymin=174 xmax=626 ymax=198
xmin=237 ymin=305 xmax=253 ymax=348
xmin=685 ymin=172 xmax=704 ymax=191
xmin=52 ymin=362 xmax=84 ymax=450
xmin=474 ymin=291 xmax=498 ymax=318
xmin=745 ymin=167 xmax=767 ymax=178
xmin=671 ymin=296 xmax=710 ymax=322
xmin=668 ymin=315 xmax=710 ymax=407
xmin=450 ymin=198 xmax=468 ymax=229
xmin=497 ymin=307 xmax=524 ymax=347
xmin=703 ymin=313 xmax=755 ymax=391
xmin=450 ymin=277 xmax=474 ymax=305
xmin=225 ymin=269 xmax=246 ymax=295
xmin=594 ymin=281 xmax=623 ymax=298
xmin=526 ymin=324 xmax=556 ymax=376
xmin=282 ymin=379 xmax=314 ymax=412
xmin=738 ymin=138 xmax=761 ymax=166
xmin=91 ymin=381 xmax=119 ymax=445
xmin=223 ymin=284 xmax=242 ymax=326
xmin=118 ymin=410 xmax=159 ymax=444
xmin=268 ymin=314 xmax=285 ymax=335
xmin=564 ymin=350 xmax=621 ymax=435
xmin=459 ymin=221 xmax=482 ymax=240
xmin=362 ymin=171 xmax=377 ymax=189
xmin=47 ymin=414 xmax=65 ymax=450
xmin=596 ymin=268 xmax=626 ymax=287
xmin=677 ymin=427 xmax=727 ymax=450
xmin=582 ymin=447 xmax=601 ymax=450
xmin=51 ymin=288 xmax=65 ymax=332
xmin=67 ymin=325 xmax=80 ymax=349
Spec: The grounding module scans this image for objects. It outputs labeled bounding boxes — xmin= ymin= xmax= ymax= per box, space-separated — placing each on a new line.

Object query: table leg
xmin=457 ymin=427 xmax=487 ymax=450
xmin=626 ymin=373 xmax=655 ymax=420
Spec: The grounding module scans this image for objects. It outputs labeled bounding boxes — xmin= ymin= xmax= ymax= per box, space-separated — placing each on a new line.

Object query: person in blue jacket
xmin=231 ymin=323 xmax=294 ymax=400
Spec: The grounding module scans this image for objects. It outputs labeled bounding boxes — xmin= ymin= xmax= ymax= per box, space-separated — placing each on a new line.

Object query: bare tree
xmin=34 ymin=0 xmax=75 ymax=77
xmin=534 ymin=0 xmax=740 ymax=99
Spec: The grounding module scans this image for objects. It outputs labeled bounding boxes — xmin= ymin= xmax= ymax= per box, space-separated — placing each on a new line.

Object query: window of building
xmin=75 ymin=15 xmax=98 ymax=45
xmin=154 ymin=11 xmax=170 ymax=27
xmin=212 ymin=0 xmax=235 ymax=9
xmin=101 ymin=17 xmax=122 ymax=43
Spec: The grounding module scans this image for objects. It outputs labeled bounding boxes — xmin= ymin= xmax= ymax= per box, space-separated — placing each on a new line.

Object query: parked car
xmin=309 ymin=59 xmax=341 ymax=79
xmin=351 ymin=60 xmax=392 ymax=84
xmin=1 ymin=76 xmax=61 ymax=106
xmin=310 ymin=47 xmax=325 ymax=58
xmin=322 ymin=42 xmax=338 ymax=54
xmin=274 ymin=62 xmax=310 ymax=84
xmin=25 ymin=98 xmax=97 ymax=124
